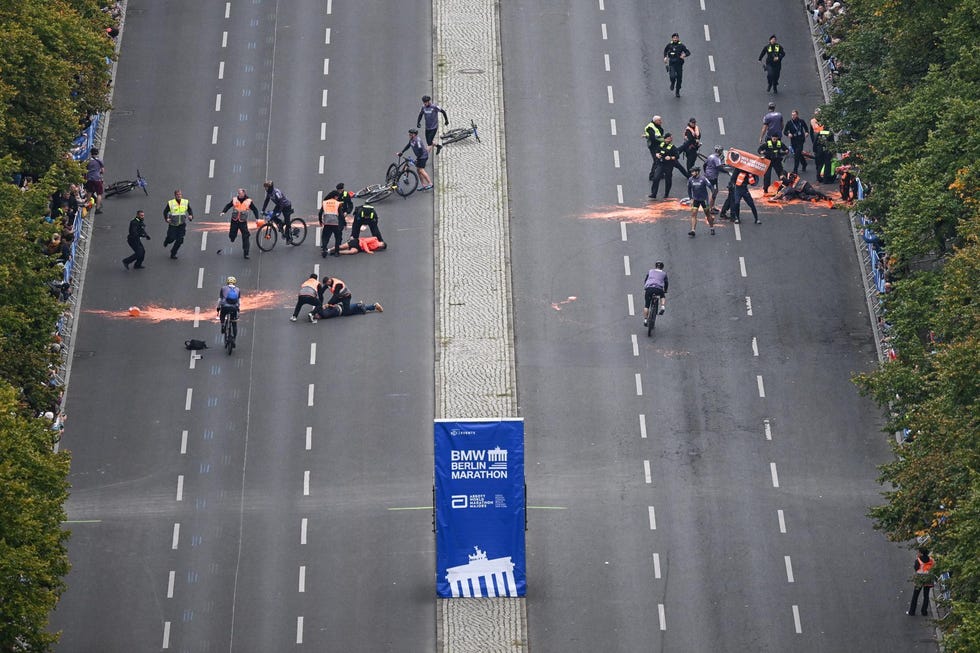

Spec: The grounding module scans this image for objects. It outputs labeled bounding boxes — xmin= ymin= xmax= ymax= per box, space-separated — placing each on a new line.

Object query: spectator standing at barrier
xmin=783 ymin=110 xmax=811 ymax=174
xmin=163 ymin=189 xmax=194 ymax=259
xmin=811 ymin=108 xmax=834 ymax=183
xmin=417 ymin=95 xmax=450 ymax=154
xmin=704 ymin=145 xmax=725 ymax=212
xmin=644 ymin=115 xmax=666 ymax=181
xmin=758 ymin=135 xmax=789 ymax=193
xmin=220 ymin=188 xmax=258 ymax=259
xmin=759 ymin=35 xmax=786 ymax=94
xmin=679 ymin=117 xmax=701 ymax=173
xmin=649 ymin=133 xmax=688 ymax=199
xmin=687 ymin=167 xmax=715 ymax=237
xmin=85 ymin=147 xmax=105 ymax=215
xmin=907 ymin=548 xmax=935 ymax=616
xmin=122 ymin=210 xmax=150 ymax=270
xmin=731 ymin=170 xmax=760 ymax=225
xmin=663 ymin=33 xmax=690 ymax=97
xmin=759 ymin=102 xmax=784 ymax=143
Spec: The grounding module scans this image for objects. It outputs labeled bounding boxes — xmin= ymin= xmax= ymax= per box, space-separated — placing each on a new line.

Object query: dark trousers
xmin=731 ymin=186 xmax=758 ymax=221
xmin=648 ymin=145 xmax=660 ymax=180
xmin=164 ymin=223 xmax=186 ymax=256
xmin=766 ymin=63 xmax=782 ymax=91
xmin=351 ymin=218 xmax=383 ymax=241
xmin=123 ymin=237 xmax=145 ymax=267
xmin=790 ymin=137 xmax=807 ymax=173
xmin=815 ymin=148 xmax=833 ymax=182
xmin=321 ymin=223 xmax=343 ymax=253
xmin=763 ymin=159 xmax=785 ymax=191
xmin=228 ymin=220 xmax=250 ymax=255
xmin=292 ymin=295 xmax=320 ymax=318
xmin=680 ymin=145 xmax=699 ymax=173
xmin=668 ymin=63 xmax=684 ymax=91
xmin=650 ymin=161 xmax=687 ymax=198
xmin=909 ymin=586 xmax=931 ymax=615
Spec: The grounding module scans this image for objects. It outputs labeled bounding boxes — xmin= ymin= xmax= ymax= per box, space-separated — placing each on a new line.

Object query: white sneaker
xmin=289 ymin=316 xmax=297 ymax=322
xmin=308 ymin=312 xmax=317 ymax=323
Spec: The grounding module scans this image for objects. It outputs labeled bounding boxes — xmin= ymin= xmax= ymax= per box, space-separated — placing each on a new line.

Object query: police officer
xmin=759 ymin=35 xmax=786 ymax=94
xmin=319 ymin=189 xmax=347 ymax=257
xmin=350 ymin=202 xmax=383 ymax=242
xmin=122 ymin=209 xmax=150 ymax=269
xmin=783 ymin=109 xmax=811 ymax=174
xmin=758 ymin=135 xmax=789 ymax=193
xmin=649 ymin=133 xmax=688 ymax=199
xmin=644 ymin=115 xmax=666 ymax=180
xmin=220 ymin=188 xmax=259 ymax=259
xmin=811 ymin=108 xmax=834 ymax=183
xmin=163 ymin=189 xmax=194 ymax=259
xmin=663 ymin=33 xmax=690 ymax=97
xmin=731 ymin=170 xmax=760 ymax=225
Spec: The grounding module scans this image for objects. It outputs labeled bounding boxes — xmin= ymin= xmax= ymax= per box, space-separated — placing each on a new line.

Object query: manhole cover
xmin=458 ymin=68 xmax=484 ymax=74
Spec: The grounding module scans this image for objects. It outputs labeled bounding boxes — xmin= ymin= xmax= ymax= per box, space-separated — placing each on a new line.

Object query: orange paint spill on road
xmin=551 ymin=296 xmax=578 ymax=311
xmin=86 ymin=289 xmax=288 ymax=323
xmin=579 ymin=202 xmax=687 ymax=223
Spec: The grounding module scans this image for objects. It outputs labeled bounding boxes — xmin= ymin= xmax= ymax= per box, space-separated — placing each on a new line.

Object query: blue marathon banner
xmin=434 ymin=418 xmax=526 ymax=598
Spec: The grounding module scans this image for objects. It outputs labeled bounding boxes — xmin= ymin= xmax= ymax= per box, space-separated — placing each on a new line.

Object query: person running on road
xmin=417 ymin=95 xmax=449 ymax=154
xmin=703 ymin=145 xmax=725 ymax=212
xmin=220 ymin=188 xmax=258 ymax=259
xmin=687 ymin=167 xmax=715 ymax=237
xmin=312 ymin=301 xmax=384 ymax=321
xmin=319 ymin=189 xmax=347 ymax=257
xmin=261 ymin=181 xmax=295 ymax=240
xmin=122 ymin=209 xmax=151 ymax=269
xmin=163 ymin=189 xmax=194 ymax=259
xmin=398 ymin=128 xmax=433 ymax=191
xmin=217 ymin=276 xmax=241 ymax=334
xmin=663 ymin=33 xmax=690 ymax=97
xmin=759 ymin=35 xmax=786 ymax=94
xmin=643 ymin=261 xmax=668 ymax=327
xmin=291 ymin=273 xmax=322 ymax=322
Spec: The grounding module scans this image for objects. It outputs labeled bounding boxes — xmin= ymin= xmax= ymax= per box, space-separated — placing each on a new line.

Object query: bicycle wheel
xmin=355 ymin=184 xmax=385 ymax=198
xmin=395 ymin=169 xmax=419 ymax=197
xmin=385 ymin=163 xmax=400 ymax=184
xmin=222 ymin=316 xmax=234 ymax=354
xmin=255 ymin=222 xmax=278 ymax=252
xmin=441 ymin=128 xmax=471 ymax=145
xmin=286 ymin=218 xmax=307 ymax=246
xmin=105 ymin=181 xmax=134 ymax=198
xmin=647 ymin=309 xmax=656 ymax=337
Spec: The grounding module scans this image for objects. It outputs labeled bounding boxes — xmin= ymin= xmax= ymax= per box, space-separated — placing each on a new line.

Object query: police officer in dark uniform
xmin=649 ymin=133 xmax=688 ymax=199
xmin=759 ymin=35 xmax=786 ymax=94
xmin=783 ymin=109 xmax=811 ymax=174
xmin=758 ymin=135 xmax=789 ymax=193
xmin=663 ymin=34 xmax=690 ymax=97
xmin=644 ymin=115 xmax=666 ymax=180
xmin=350 ymin=203 xmax=383 ymax=242
xmin=122 ymin=210 xmax=150 ymax=269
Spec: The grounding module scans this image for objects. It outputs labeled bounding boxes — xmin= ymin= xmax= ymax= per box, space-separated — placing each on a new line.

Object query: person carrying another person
xmin=219 ymin=188 xmax=258 ymax=259
xmin=319 ymin=189 xmax=348 ymax=257
xmin=291 ymin=273 xmax=322 ymax=322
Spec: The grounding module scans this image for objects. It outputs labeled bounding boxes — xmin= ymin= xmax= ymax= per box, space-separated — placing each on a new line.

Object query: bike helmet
xmin=263 ymin=180 xmax=274 ymax=190
xmin=409 ymin=128 xmax=419 ymax=134
xmin=422 ymin=95 xmax=432 ymax=102
xmin=714 ymin=145 xmax=723 ymax=154
xmin=655 ymin=261 xmax=664 ymax=269
xmin=227 ymin=276 xmax=237 ymax=285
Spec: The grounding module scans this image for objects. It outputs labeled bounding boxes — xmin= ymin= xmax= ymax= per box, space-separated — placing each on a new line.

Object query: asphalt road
xmin=501 ymin=1 xmax=937 ymax=651
xmin=52 ymin=1 xmax=436 ymax=651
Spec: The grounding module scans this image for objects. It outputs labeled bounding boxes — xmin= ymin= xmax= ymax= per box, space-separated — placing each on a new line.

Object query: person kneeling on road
xmin=290 ymin=273 xmax=322 ymax=322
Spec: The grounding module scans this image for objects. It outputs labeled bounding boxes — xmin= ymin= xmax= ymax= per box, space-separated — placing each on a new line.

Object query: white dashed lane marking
xmin=324 ymin=27 xmax=331 ymax=44
xmin=643 ymin=460 xmax=652 ymax=484
xmin=770 ymin=462 xmax=780 ymax=488
xmin=784 ymin=556 xmax=795 ymax=583
xmin=171 ymin=523 xmax=180 ymax=550
xmin=601 ymin=23 xmax=607 ymax=39
xmin=613 ymin=149 xmax=620 ymax=168
xmin=180 ymin=430 xmax=188 ymax=454
xmin=764 ymin=418 xmax=772 ymax=440
xmin=708 ymin=54 xmax=715 ymax=71
xmin=184 ymin=388 xmax=193 ymax=411
xmin=215 ymin=94 xmax=222 ymax=111
xmin=639 ymin=414 xmax=647 ymax=439
xmin=162 ymin=621 xmax=171 ymax=649
xmin=631 ymin=334 xmax=638 ymax=356
xmin=620 ymin=221 xmax=627 ymax=241
xmin=777 ymin=509 xmax=787 ymax=533
xmin=627 ymin=293 xmax=634 ymax=316
xmin=296 ymin=616 xmax=304 ymax=644
xmin=703 ymin=24 xmax=710 ymax=41
xmin=307 ymin=384 xmax=315 ymax=406
xmin=635 ymin=373 xmax=642 ymax=396
xmin=610 ymin=118 xmax=617 ymax=135
xmin=303 ymin=471 xmax=310 ymax=496
xmin=718 ymin=116 xmax=726 ymax=135
xmin=739 ymin=256 xmax=747 ymax=277
xmin=752 ymin=337 xmax=759 ymax=357
xmin=648 ymin=506 xmax=657 ymax=530
xmin=604 ymin=53 xmax=610 ymax=71
xmin=176 ymin=475 xmax=184 ymax=501
xmin=793 ymin=605 xmax=802 ymax=633
xmin=652 ymin=552 xmax=661 ymax=578
xmin=606 ymin=85 xmax=614 ymax=104
xmin=757 ymin=375 xmax=766 ymax=397
xmin=300 ymin=518 xmax=308 ymax=544
xmin=305 ymin=426 xmax=312 ymax=450
xmin=623 ymin=255 xmax=631 ymax=276
xmin=167 ymin=570 xmax=175 ymax=598
xmin=298 ymin=565 xmax=306 ymax=593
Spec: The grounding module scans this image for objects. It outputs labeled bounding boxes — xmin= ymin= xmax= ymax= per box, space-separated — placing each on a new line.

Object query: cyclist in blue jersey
xmin=398 ymin=128 xmax=433 ymax=191
xmin=643 ymin=262 xmax=668 ymax=327
xmin=217 ymin=276 xmax=241 ymax=334
xmin=417 ymin=95 xmax=449 ymax=154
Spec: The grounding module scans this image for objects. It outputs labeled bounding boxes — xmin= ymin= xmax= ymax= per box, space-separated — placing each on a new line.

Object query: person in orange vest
xmin=319 ymin=189 xmax=348 ymax=257
xmin=907 ymin=548 xmax=935 ymax=616
xmin=220 ymin=188 xmax=259 ymax=259
xmin=320 ymin=276 xmax=352 ymax=314
xmin=291 ymin=273 xmax=322 ymax=322
xmin=326 ymin=236 xmax=388 ymax=256
xmin=730 ymin=170 xmax=760 ymax=224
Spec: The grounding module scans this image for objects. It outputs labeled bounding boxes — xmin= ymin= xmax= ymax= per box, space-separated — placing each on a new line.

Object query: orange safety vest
xmin=299 ymin=277 xmax=319 ymax=297
xmin=231 ymin=197 xmax=252 ymax=222
xmin=321 ymin=198 xmax=341 ymax=225
xmin=917 ymin=556 xmax=935 ymax=575
xmin=735 ymin=171 xmax=757 ymax=187
xmin=327 ymin=277 xmax=350 ymax=298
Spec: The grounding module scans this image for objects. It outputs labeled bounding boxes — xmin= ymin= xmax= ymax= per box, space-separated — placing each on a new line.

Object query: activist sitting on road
xmin=311 ymin=301 xmax=384 ymax=321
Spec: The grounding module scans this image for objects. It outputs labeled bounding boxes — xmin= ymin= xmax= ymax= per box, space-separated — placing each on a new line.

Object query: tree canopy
xmin=826 ymin=0 xmax=980 ymax=647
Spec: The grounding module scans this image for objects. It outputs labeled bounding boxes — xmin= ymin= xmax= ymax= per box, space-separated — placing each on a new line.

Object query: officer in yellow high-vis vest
xmin=163 ymin=189 xmax=194 ymax=259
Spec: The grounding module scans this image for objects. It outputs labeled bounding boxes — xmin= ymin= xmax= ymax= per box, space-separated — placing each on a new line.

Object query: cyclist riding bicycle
xmin=217 ymin=276 xmax=241 ymax=335
xmin=643 ymin=262 xmax=668 ymax=327
xmin=261 ymin=181 xmax=294 ymax=240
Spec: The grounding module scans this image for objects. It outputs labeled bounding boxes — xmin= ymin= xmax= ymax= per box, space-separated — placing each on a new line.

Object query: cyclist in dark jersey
xmin=417 ymin=95 xmax=449 ymax=153
xmin=261 ymin=181 xmax=294 ymax=240
xmin=643 ymin=262 xmax=668 ymax=327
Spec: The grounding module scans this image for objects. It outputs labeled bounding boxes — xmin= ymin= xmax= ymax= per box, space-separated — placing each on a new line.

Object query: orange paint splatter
xmin=551 ymin=296 xmax=578 ymax=311
xmin=579 ymin=202 xmax=688 ymax=223
xmin=86 ymin=289 xmax=289 ymax=323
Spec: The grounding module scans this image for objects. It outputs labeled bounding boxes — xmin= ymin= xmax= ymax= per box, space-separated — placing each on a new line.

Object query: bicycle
xmin=644 ymin=291 xmax=665 ymax=337
xmin=385 ymin=154 xmax=420 ymax=197
xmin=354 ymin=182 xmax=398 ymax=203
xmin=255 ymin=211 xmax=308 ymax=252
xmin=440 ymin=120 xmax=480 ymax=146
xmin=221 ymin=308 xmax=239 ymax=355
xmin=104 ymin=169 xmax=148 ymax=198
xmin=934 ymin=571 xmax=952 ymax=620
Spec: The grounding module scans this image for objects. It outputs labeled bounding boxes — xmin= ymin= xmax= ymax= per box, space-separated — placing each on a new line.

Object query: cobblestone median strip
xmin=433 ymin=0 xmax=527 ymax=650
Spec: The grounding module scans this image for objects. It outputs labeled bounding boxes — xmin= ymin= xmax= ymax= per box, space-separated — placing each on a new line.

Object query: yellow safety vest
xmin=167 ymin=198 xmax=189 ymax=225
